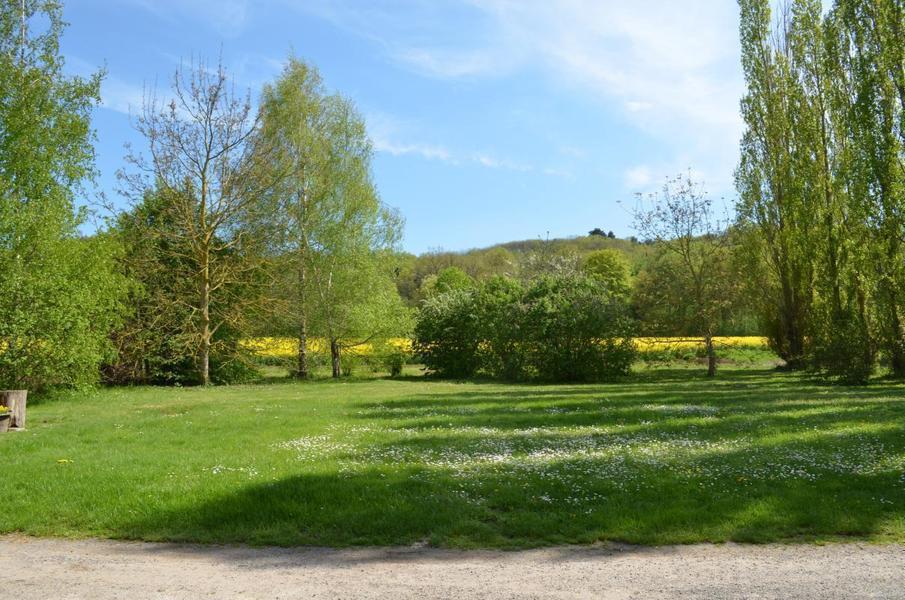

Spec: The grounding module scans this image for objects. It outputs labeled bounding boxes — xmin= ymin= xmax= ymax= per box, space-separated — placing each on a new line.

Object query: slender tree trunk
xmin=200 ymin=249 xmax=211 ymax=386
xmin=297 ymin=317 xmax=309 ymax=379
xmin=887 ymin=295 xmax=905 ymax=377
xmin=330 ymin=338 xmax=341 ymax=378
xmin=778 ymin=268 xmax=805 ymax=369
xmin=705 ymin=334 xmax=717 ymax=378
xmin=296 ymin=263 xmax=309 ymax=379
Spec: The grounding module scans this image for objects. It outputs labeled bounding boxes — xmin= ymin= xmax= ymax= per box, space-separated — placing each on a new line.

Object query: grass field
xmin=2 ymin=367 xmax=904 ymax=548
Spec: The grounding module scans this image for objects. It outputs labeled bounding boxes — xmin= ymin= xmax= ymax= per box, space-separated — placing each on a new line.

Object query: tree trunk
xmin=296 ymin=262 xmax=309 ymax=379
xmin=705 ymin=335 xmax=717 ymax=378
xmin=297 ymin=319 xmax=309 ymax=380
xmin=888 ymin=304 xmax=905 ymax=378
xmin=330 ymin=338 xmax=341 ymax=378
xmin=200 ymin=249 xmax=211 ymax=386
xmin=1 ymin=390 xmax=27 ymax=429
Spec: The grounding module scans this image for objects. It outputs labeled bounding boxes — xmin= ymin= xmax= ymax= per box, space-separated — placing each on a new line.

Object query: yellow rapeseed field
xmin=633 ymin=336 xmax=768 ymax=351
xmin=242 ymin=336 xmax=767 ymax=360
xmin=240 ymin=337 xmax=413 ymax=359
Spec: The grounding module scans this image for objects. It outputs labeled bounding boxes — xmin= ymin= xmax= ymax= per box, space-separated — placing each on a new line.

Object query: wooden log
xmin=0 ymin=390 xmax=27 ymax=429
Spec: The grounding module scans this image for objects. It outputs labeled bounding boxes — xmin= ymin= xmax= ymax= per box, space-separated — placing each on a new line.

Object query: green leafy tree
xmin=828 ymin=0 xmax=905 ymax=376
xmin=0 ymin=0 xmax=124 ymax=390
xmin=737 ymin=0 xmax=817 ymax=368
xmin=582 ymin=249 xmax=631 ymax=298
xmin=256 ymin=57 xmax=408 ymax=378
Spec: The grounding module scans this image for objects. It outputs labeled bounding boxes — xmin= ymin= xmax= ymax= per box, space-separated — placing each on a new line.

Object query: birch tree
xmin=257 ymin=58 xmax=408 ymax=378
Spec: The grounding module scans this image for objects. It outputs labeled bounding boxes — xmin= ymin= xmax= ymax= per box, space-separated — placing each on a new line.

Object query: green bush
xmin=413 ymin=290 xmax=482 ymax=378
xmin=521 ymin=275 xmax=636 ymax=382
xmin=809 ymin=310 xmax=874 ymax=384
xmin=414 ymin=274 xmax=637 ymax=382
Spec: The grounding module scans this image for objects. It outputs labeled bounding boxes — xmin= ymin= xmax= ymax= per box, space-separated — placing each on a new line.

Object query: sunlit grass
xmin=1 ymin=368 xmax=903 ymax=547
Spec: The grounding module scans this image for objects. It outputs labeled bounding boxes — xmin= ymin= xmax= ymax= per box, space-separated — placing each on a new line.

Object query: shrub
xmin=521 ymin=275 xmax=636 ymax=382
xmin=809 ymin=310 xmax=874 ymax=385
xmin=474 ymin=276 xmax=529 ymax=380
xmin=413 ymin=289 xmax=481 ymax=378
xmin=414 ymin=274 xmax=637 ymax=382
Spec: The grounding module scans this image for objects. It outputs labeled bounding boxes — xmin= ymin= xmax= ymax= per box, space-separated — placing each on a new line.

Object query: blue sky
xmin=62 ymin=0 xmax=746 ymax=254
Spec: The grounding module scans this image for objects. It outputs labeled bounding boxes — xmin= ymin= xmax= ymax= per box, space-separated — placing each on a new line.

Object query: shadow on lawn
xmin=124 ymin=369 xmax=905 ymax=549
xmin=123 ymin=449 xmax=905 ymax=549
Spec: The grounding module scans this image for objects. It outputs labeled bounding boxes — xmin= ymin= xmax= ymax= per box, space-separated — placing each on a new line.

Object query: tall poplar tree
xmin=736 ymin=0 xmax=817 ymax=368
xmin=830 ymin=0 xmax=905 ymax=376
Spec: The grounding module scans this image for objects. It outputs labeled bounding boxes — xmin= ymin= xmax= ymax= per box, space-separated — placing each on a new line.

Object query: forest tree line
xmin=0 ymin=0 xmax=902 ymax=390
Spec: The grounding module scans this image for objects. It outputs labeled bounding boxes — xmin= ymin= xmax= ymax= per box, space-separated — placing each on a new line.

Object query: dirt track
xmin=1 ymin=536 xmax=903 ymax=599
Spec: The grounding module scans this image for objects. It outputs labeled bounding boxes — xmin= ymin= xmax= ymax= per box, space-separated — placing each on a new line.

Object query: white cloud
xmin=295 ymin=0 xmax=746 ymax=194
xmin=624 ymin=166 xmax=653 ymax=189
xmin=373 ymin=137 xmax=454 ymax=162
xmin=473 ymin=153 xmax=531 ymax=172
xmin=126 ymin=0 xmax=249 ymax=37
xmin=100 ymin=78 xmax=147 ymax=116
xmin=625 ymin=100 xmax=654 ymax=113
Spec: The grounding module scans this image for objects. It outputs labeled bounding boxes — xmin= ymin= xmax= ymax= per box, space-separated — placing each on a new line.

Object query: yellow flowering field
xmin=633 ymin=336 xmax=768 ymax=351
xmin=242 ymin=336 xmax=767 ymax=360
xmin=241 ymin=337 xmax=413 ymax=359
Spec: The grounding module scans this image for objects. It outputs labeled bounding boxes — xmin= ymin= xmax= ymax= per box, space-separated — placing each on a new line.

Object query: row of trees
xmin=0 ymin=1 xmax=407 ymax=389
xmin=4 ymin=0 xmax=903 ymax=390
xmin=736 ymin=0 xmax=905 ymax=383
xmin=110 ymin=57 xmax=408 ymax=385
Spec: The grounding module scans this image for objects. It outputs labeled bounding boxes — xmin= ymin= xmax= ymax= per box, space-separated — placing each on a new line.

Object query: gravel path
xmin=1 ymin=535 xmax=904 ymax=599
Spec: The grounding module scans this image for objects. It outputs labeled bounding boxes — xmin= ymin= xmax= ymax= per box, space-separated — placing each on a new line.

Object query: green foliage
xmin=421 ymin=266 xmax=475 ymax=297
xmin=413 ymin=289 xmax=482 ymax=378
xmin=256 ymin=57 xmax=409 ymax=378
xmin=415 ymin=274 xmax=636 ymax=382
xmin=520 ymin=275 xmax=637 ymax=382
xmin=108 ymin=189 xmax=265 ymax=386
xmin=394 ymin=235 xmax=649 ymax=306
xmin=736 ymin=0 xmax=905 ymax=382
xmin=473 ymin=276 xmax=528 ymax=380
xmin=0 ymin=1 xmax=125 ymax=390
xmin=582 ymin=249 xmax=631 ymax=297
xmin=809 ymin=308 xmax=874 ymax=384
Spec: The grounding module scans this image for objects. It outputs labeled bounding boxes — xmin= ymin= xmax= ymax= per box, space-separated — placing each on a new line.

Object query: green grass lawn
xmin=2 ymin=367 xmax=904 ymax=547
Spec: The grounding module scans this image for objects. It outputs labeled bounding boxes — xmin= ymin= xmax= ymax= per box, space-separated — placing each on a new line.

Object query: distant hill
xmin=395 ymin=233 xmax=655 ymax=305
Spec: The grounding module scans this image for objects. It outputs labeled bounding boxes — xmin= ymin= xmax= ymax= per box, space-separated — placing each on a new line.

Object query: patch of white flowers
xmin=271 ymin=400 xmax=905 ymax=506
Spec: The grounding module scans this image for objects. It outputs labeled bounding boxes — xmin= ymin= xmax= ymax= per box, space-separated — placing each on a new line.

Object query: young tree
xmin=633 ymin=175 xmax=736 ymax=377
xmin=0 ymin=0 xmax=124 ymax=390
xmin=121 ymin=59 xmax=273 ymax=385
xmin=256 ymin=58 xmax=408 ymax=378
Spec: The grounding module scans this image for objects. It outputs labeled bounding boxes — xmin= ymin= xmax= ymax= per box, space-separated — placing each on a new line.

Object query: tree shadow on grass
xmin=109 ymin=369 xmax=905 ymax=550
xmin=121 ymin=419 xmax=905 ymax=551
